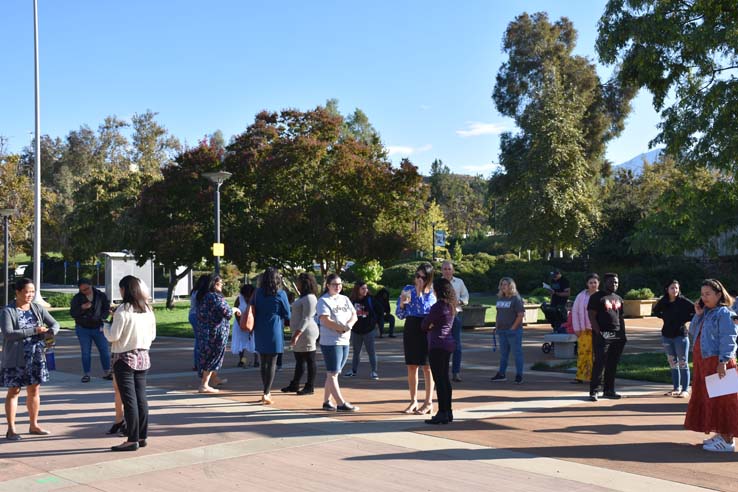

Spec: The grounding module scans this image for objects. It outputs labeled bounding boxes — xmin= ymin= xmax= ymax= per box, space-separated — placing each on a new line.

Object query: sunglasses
xmin=415 ymin=274 xmax=426 ymax=280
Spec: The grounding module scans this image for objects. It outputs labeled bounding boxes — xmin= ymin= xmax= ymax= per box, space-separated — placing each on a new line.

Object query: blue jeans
xmin=351 ymin=331 xmax=377 ymax=373
xmin=189 ymin=312 xmax=199 ymax=369
xmin=451 ymin=314 xmax=462 ymax=375
xmin=75 ymin=325 xmax=111 ymax=374
xmin=497 ymin=328 xmax=524 ymax=378
xmin=321 ymin=344 xmax=350 ymax=373
xmin=662 ymin=335 xmax=690 ymax=391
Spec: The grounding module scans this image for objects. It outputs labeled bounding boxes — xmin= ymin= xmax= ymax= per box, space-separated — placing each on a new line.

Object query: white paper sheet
xmin=705 ymin=369 xmax=738 ymax=398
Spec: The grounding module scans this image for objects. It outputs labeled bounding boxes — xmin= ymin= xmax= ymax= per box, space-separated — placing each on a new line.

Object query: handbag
xmin=240 ymin=294 xmax=256 ymax=332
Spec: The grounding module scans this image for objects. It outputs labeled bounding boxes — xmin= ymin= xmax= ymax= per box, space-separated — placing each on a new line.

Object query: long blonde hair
xmin=497 ymin=277 xmax=519 ymax=298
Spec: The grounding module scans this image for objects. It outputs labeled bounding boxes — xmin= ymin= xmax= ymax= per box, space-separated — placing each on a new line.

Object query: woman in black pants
xmin=103 ymin=275 xmax=156 ymax=451
xmin=282 ymin=273 xmax=320 ymax=395
xmin=422 ymin=278 xmax=457 ymax=424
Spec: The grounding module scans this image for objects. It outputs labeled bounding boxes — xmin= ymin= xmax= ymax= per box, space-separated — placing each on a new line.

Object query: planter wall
xmin=523 ymin=304 xmax=541 ymax=325
xmin=462 ymin=304 xmax=488 ymax=329
xmin=623 ymin=299 xmax=657 ymax=318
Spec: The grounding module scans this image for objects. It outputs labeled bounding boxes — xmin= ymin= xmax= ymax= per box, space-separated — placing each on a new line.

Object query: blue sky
xmin=1 ymin=0 xmax=660 ymax=175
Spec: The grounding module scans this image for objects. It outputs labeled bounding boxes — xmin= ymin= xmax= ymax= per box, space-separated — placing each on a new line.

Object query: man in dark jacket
xmin=70 ymin=278 xmax=112 ymax=382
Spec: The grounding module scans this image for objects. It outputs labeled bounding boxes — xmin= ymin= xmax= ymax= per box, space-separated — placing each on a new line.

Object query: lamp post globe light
xmin=202 ymin=171 xmax=232 ymax=276
xmin=1 ymin=208 xmax=15 ymax=306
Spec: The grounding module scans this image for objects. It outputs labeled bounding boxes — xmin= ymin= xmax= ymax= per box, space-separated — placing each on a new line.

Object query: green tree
xmin=597 ymin=0 xmax=738 ymax=172
xmin=0 ymin=154 xmax=34 ymax=255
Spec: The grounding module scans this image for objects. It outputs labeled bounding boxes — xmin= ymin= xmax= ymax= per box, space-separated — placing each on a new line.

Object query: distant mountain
xmin=613 ymin=148 xmax=664 ymax=176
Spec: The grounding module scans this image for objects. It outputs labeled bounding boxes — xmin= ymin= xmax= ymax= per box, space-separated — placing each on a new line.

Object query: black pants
xmin=429 ymin=349 xmax=452 ymax=413
xmin=113 ymin=360 xmax=148 ymax=443
xmin=380 ymin=313 xmax=395 ymax=336
xmin=291 ymin=350 xmax=316 ymax=388
xmin=590 ymin=336 xmax=626 ymax=394
xmin=259 ymin=353 xmax=278 ymax=394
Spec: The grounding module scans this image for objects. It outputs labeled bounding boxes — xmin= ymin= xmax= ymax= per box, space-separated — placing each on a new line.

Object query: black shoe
xmin=111 ymin=441 xmax=139 ymax=452
xmin=425 ymin=411 xmax=449 ymax=425
xmin=589 ymin=392 xmax=599 ymax=402
xmin=297 ymin=385 xmax=314 ymax=395
xmin=448 ymin=410 xmax=454 ymax=423
xmin=138 ymin=439 xmax=147 ymax=448
xmin=490 ymin=373 xmax=507 ymax=382
xmin=102 ymin=371 xmax=114 ymax=381
xmin=281 ymin=383 xmax=300 ymax=393
xmin=603 ymin=392 xmax=622 ymax=399
xmin=5 ymin=431 xmax=22 ymax=441
xmin=388 ymin=335 xmax=396 ymax=338
xmin=106 ymin=421 xmax=125 ymax=435
xmin=336 ymin=402 xmax=359 ymax=412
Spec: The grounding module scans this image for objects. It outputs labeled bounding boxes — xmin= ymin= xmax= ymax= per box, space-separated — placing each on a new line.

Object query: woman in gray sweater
xmin=1 ymin=278 xmax=60 ymax=441
xmin=282 ymin=273 xmax=320 ymax=395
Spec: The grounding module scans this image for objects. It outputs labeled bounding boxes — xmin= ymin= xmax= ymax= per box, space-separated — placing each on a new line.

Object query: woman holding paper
xmin=684 ymin=278 xmax=738 ymax=452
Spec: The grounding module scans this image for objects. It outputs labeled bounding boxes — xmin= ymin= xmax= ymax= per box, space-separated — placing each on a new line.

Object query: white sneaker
xmin=703 ymin=435 xmax=735 ymax=452
xmin=370 ymin=371 xmax=379 ymax=380
xmin=703 ymin=434 xmax=719 ymax=445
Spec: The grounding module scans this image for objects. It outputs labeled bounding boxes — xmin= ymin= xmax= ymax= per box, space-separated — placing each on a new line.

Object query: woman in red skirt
xmin=684 ymin=279 xmax=738 ymax=452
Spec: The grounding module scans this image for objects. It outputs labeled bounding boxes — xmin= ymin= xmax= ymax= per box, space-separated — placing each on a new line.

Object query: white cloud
xmin=455 ymin=122 xmax=507 ymax=138
xmin=462 ymin=162 xmax=502 ymax=174
xmin=419 ymin=104 xmax=431 ymax=111
xmin=387 ymin=144 xmax=432 ymax=156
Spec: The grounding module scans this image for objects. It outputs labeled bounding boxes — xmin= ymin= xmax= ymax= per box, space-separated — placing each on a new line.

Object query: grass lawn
xmin=532 ymin=352 xmax=683 ymax=384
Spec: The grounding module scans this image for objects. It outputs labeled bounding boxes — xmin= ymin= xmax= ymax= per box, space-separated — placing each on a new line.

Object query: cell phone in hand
xmin=698 ymin=299 xmax=705 ymax=308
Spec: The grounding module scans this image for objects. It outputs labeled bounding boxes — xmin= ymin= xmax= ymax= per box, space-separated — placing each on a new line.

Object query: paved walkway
xmin=0 ymin=318 xmax=730 ymax=491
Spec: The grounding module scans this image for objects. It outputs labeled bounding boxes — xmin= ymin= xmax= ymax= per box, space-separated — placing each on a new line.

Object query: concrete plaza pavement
xmin=0 ymin=318 xmax=732 ymax=491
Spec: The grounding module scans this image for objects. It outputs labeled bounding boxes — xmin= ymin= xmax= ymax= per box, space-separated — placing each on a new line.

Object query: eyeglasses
xmin=415 ymin=274 xmax=426 ymax=280
xmin=329 ymin=282 xmax=342 ymax=287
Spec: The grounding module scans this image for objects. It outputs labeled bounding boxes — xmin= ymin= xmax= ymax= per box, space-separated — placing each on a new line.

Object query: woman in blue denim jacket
xmin=684 ymin=279 xmax=738 ymax=452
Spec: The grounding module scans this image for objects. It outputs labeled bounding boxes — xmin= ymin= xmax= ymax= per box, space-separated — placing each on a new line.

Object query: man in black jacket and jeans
xmin=70 ymin=278 xmax=112 ymax=382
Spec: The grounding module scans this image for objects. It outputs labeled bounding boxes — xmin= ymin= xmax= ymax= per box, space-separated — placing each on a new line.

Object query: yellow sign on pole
xmin=212 ymin=243 xmax=225 ymax=257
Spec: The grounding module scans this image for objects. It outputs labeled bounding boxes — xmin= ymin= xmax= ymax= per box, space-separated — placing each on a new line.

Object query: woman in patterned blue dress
xmin=196 ymin=275 xmax=239 ymax=393
xmin=1 ymin=278 xmax=60 ymax=441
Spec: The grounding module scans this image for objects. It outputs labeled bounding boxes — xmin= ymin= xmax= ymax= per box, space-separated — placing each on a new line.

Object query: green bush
xmin=623 ymin=288 xmax=656 ymax=300
xmin=528 ymin=287 xmax=551 ymax=297
xmin=381 ymin=262 xmax=421 ymax=289
xmin=44 ymin=292 xmax=74 ymax=308
xmin=220 ymin=263 xmax=242 ymax=297
xmin=352 ymin=260 xmax=383 ymax=284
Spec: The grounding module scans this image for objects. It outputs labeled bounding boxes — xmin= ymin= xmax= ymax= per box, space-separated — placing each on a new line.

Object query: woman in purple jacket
xmin=421 ymin=277 xmax=457 ymax=425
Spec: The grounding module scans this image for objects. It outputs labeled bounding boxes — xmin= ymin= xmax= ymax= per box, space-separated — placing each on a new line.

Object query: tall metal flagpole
xmin=32 ymin=0 xmax=43 ymax=300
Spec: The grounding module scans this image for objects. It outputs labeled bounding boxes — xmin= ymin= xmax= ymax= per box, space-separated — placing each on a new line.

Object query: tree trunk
xmin=166 ymin=265 xmax=192 ymax=309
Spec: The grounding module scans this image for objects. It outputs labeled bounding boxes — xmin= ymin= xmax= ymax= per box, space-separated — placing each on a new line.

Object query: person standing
xmin=587 ymin=273 xmax=627 ymax=401
xmin=104 ymin=275 xmax=156 ymax=451
xmin=345 ymin=281 xmax=381 ymax=380
xmin=375 ymin=288 xmax=396 ymax=338
xmin=422 ymin=277 xmax=457 ymax=425
xmin=2 ymin=278 xmax=60 ymax=441
xmin=317 ymin=273 xmax=359 ymax=411
xmin=196 ymin=275 xmax=238 ymax=394
xmin=652 ymin=280 xmax=695 ymax=398
xmin=684 ymin=279 xmax=738 ymax=452
xmin=282 ymin=273 xmax=320 ymax=395
xmin=441 ymin=261 xmax=469 ymax=382
xmin=545 ymin=269 xmax=570 ymax=332
xmin=231 ymin=284 xmax=256 ymax=367
xmin=491 ymin=277 xmax=525 ymax=384
xmin=252 ymin=267 xmax=291 ymax=405
xmin=189 ymin=275 xmax=210 ymax=371
xmin=571 ymin=273 xmax=600 ymax=384
xmin=396 ymin=263 xmax=437 ymax=415
xmin=70 ymin=278 xmax=112 ymax=382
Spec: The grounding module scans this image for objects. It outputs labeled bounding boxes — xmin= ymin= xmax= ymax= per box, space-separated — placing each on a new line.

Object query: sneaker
xmin=490 ymin=373 xmax=507 ymax=382
xmin=703 ymin=435 xmax=735 ymax=452
xmin=344 ymin=370 xmax=356 ymax=377
xmin=589 ymin=392 xmax=599 ymax=402
xmin=602 ymin=392 xmax=622 ymax=400
xmin=452 ymin=374 xmax=462 ymax=382
xmin=102 ymin=371 xmax=113 ymax=381
xmin=322 ymin=401 xmax=337 ymax=411
xmin=675 ymin=391 xmax=690 ymax=399
xmin=81 ymin=375 xmax=91 ymax=383
xmin=514 ymin=375 xmax=523 ymax=385
xmin=336 ymin=402 xmax=360 ymax=412
xmin=703 ymin=434 xmax=720 ymax=445
xmin=370 ymin=371 xmax=379 ymax=380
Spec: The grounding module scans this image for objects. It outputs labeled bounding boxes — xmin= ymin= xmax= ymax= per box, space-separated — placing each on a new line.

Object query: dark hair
xmin=296 ymin=273 xmax=318 ymax=298
xmin=701 ymin=279 xmax=733 ymax=307
xmin=13 ymin=277 xmax=34 ymax=292
xmin=260 ymin=267 xmax=281 ymax=297
xmin=376 ymin=288 xmax=389 ymax=301
xmin=239 ymin=283 xmax=255 ymax=300
xmin=350 ymin=280 xmax=369 ymax=302
xmin=191 ymin=274 xmax=210 ymax=295
xmin=195 ymin=274 xmax=213 ymax=303
xmin=415 ymin=262 xmax=434 ymax=292
xmin=119 ymin=275 xmax=149 ymax=313
xmin=663 ymin=279 xmax=680 ymax=298
xmin=77 ymin=277 xmax=92 ymax=287
xmin=324 ymin=273 xmax=341 ymax=294
xmin=433 ymin=277 xmax=458 ymax=313
xmin=584 ymin=273 xmax=600 ymax=288
xmin=603 ymin=273 xmax=618 ymax=281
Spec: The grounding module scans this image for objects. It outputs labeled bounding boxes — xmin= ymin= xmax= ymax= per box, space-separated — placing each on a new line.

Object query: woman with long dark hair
xmin=196 ymin=275 xmax=238 ymax=394
xmin=232 ymin=283 xmax=256 ymax=367
xmin=396 ymin=263 xmax=436 ymax=415
xmin=345 ymin=280 xmax=380 ymax=379
xmin=684 ymin=279 xmax=738 ymax=452
xmin=652 ymin=280 xmax=695 ymax=397
xmin=422 ymin=277 xmax=457 ymax=425
xmin=104 ymin=275 xmax=156 ymax=451
xmin=282 ymin=273 xmax=319 ymax=395
xmin=1 ymin=278 xmax=60 ymax=441
xmin=252 ymin=267 xmax=291 ymax=404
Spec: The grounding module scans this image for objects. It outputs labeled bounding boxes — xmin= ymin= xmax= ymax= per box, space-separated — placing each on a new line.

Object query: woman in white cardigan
xmin=104 ymin=275 xmax=156 ymax=452
xmin=571 ymin=273 xmax=600 ymax=384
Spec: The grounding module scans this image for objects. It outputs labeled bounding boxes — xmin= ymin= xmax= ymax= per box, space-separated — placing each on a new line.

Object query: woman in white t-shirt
xmin=316 ymin=273 xmax=359 ymax=412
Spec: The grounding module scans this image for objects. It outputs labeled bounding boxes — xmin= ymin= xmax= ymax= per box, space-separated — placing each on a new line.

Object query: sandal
xmin=402 ymin=402 xmax=418 ymax=414
xmin=198 ymin=386 xmax=219 ymax=394
xmin=415 ymin=403 xmax=433 ymax=415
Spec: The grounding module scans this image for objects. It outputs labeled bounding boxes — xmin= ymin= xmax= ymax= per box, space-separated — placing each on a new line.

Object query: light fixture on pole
xmin=0 ymin=208 xmax=14 ymax=306
xmin=203 ymin=171 xmax=232 ymax=276
xmin=431 ymin=221 xmax=437 ymax=260
xmin=32 ymin=0 xmax=43 ymax=301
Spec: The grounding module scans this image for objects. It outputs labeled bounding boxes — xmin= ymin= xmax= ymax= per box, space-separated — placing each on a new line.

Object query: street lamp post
xmin=1 ymin=208 xmax=14 ymax=306
xmin=431 ymin=222 xmax=437 ymax=260
xmin=203 ymin=171 xmax=232 ymax=276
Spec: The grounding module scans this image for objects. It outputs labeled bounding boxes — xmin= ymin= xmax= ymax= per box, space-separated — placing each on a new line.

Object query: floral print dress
xmin=1 ymin=309 xmax=49 ymax=387
xmin=196 ymin=292 xmax=233 ymax=377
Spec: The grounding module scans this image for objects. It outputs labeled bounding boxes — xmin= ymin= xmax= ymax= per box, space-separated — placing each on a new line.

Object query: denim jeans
xmin=451 ymin=314 xmax=463 ymax=375
xmin=662 ymin=335 xmax=690 ymax=391
xmin=75 ymin=325 xmax=111 ymax=374
xmin=351 ymin=331 xmax=377 ymax=373
xmin=497 ymin=328 xmax=524 ymax=378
